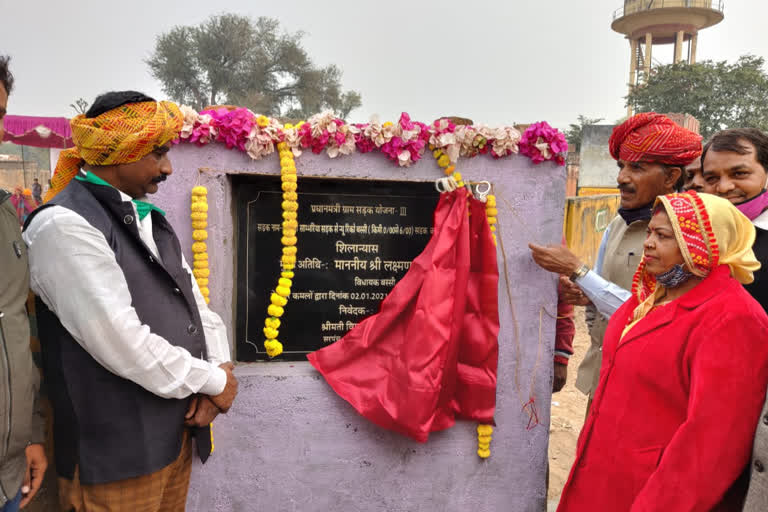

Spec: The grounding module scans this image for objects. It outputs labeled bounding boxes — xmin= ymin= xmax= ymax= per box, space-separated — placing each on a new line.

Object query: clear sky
xmin=2 ymin=0 xmax=766 ymax=130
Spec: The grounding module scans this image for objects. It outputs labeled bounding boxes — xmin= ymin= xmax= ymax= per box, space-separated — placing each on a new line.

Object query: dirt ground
xmin=548 ymin=306 xmax=589 ymax=505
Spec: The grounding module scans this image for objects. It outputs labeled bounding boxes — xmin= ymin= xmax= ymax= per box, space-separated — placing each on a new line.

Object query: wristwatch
xmin=569 ymin=263 xmax=589 ymax=282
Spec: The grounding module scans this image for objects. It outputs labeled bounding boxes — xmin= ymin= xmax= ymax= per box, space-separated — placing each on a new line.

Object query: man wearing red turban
xmin=529 ymin=112 xmax=701 ymax=413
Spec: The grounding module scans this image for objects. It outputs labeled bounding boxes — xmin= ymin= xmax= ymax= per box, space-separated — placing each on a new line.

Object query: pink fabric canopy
xmin=2 ymin=115 xmax=73 ymax=148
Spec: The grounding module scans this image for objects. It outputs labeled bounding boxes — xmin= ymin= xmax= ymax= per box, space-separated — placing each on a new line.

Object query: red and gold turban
xmin=609 ymin=112 xmax=702 ymax=166
xmin=45 ymin=101 xmax=183 ymax=202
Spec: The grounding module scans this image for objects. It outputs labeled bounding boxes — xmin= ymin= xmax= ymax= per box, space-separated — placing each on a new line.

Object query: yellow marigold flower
xmin=191 ymin=202 xmax=208 ymax=213
xmin=267 ymin=304 xmax=284 ymax=317
xmin=193 ymin=260 xmax=209 ymax=269
xmin=453 ymin=172 xmax=463 ymax=181
xmin=490 ymin=225 xmax=496 ymax=232
xmin=277 ymin=142 xmax=288 ymax=151
xmin=271 ymin=293 xmax=288 ymax=307
xmin=283 ymin=228 xmax=297 ymax=237
xmin=283 ymin=220 xmax=298 ymax=230
xmin=281 ymin=236 xmax=298 ymax=246
xmin=477 ymin=425 xmax=493 ymax=436
xmin=281 ymin=271 xmax=294 ymax=279
xmin=282 ymin=182 xmax=297 ymax=192
xmin=437 ymin=154 xmax=450 ymax=168
xmin=486 ymin=195 xmax=496 ymax=207
xmin=197 ymin=278 xmax=209 ymax=286
xmin=263 ymin=327 xmax=279 ymax=339
xmin=191 ymin=221 xmax=207 ymax=230
xmin=278 ymin=278 xmax=292 ymax=288
xmin=456 ymin=181 xmax=465 ymax=187
xmin=432 ymin=149 xmax=442 ymax=159
xmin=282 ymin=200 xmax=298 ymax=212
xmin=486 ymin=208 xmax=498 ymax=217
xmin=282 ymin=263 xmax=295 ymax=270
xmin=478 ymin=442 xmax=491 ymax=450
xmin=478 ymin=434 xmax=492 ymax=443
xmin=284 ymin=123 xmax=294 ymax=130
xmin=192 ymin=186 xmax=208 ymax=196
xmin=282 ymin=246 xmax=297 ymax=256
xmin=192 ymin=230 xmax=208 ymax=241
xmin=276 ymin=285 xmax=291 ymax=298
xmin=193 ymin=252 xmax=208 ymax=260
xmin=191 ymin=195 xmax=206 ymax=204
xmin=280 ymin=157 xmax=294 ymax=168
xmin=492 ymin=234 xmax=497 ymax=245
xmin=256 ymin=115 xmax=270 ymax=127
xmin=283 ymin=211 xmax=297 ymax=221
xmin=383 ymin=121 xmax=393 ymax=128
xmin=200 ymin=287 xmax=210 ymax=296
xmin=193 ymin=268 xmax=210 ymax=279
xmin=282 ymin=174 xmax=297 ymax=184
xmin=487 ymin=217 xmax=497 ymax=225
xmin=190 ymin=212 xmax=207 ymax=221
xmin=265 ymin=339 xmax=283 ymax=358
xmin=477 ymin=448 xmax=491 ymax=459
xmin=192 ymin=242 xmax=207 ymax=253
xmin=265 ymin=317 xmax=281 ymax=329
xmin=283 ymin=192 xmax=298 ymax=201
xmin=204 ymin=297 xmax=210 ymax=304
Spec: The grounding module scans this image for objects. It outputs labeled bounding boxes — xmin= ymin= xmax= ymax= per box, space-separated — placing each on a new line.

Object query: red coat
xmin=558 ymin=265 xmax=768 ymax=512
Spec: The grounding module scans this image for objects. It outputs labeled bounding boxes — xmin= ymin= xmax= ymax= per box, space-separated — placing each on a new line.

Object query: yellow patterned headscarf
xmin=45 ymin=101 xmax=183 ymax=202
xmin=629 ymin=191 xmax=759 ymax=324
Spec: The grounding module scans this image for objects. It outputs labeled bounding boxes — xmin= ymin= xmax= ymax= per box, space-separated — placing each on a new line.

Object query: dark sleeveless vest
xmin=24 ymin=179 xmax=211 ymax=484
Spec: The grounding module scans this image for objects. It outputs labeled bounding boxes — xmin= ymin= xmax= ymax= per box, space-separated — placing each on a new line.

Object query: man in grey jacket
xmin=0 ymin=55 xmax=47 ymax=512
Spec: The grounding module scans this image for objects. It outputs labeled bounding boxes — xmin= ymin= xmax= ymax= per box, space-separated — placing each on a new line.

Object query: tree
xmin=70 ymin=97 xmax=89 ymax=115
xmin=626 ymin=55 xmax=768 ymax=139
xmin=147 ymin=14 xmax=362 ymax=119
xmin=565 ymin=115 xmax=604 ymax=152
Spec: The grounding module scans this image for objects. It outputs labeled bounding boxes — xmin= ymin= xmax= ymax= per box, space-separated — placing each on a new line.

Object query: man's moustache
xmin=618 ymin=185 xmax=635 ymax=193
xmin=151 ymin=175 xmax=167 ymax=184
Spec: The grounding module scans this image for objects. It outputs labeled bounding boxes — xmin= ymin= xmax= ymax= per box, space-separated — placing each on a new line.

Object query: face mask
xmin=735 ymin=189 xmax=768 ymax=221
xmin=656 ymin=264 xmax=692 ymax=288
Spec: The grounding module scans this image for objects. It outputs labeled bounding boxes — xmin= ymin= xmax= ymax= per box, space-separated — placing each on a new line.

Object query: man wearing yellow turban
xmin=23 ymin=92 xmax=238 ymax=511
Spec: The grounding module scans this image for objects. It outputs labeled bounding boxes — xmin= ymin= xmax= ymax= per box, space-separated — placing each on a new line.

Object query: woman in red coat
xmin=558 ymin=191 xmax=768 ymax=511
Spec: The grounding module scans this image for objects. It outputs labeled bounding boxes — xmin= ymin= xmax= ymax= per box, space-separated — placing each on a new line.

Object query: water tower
xmin=612 ymin=0 xmax=725 ymax=114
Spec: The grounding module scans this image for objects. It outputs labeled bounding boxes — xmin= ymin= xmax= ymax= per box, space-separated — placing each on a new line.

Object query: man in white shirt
xmin=23 ymin=91 xmax=237 ymax=511
xmin=529 ymin=113 xmax=702 ymax=410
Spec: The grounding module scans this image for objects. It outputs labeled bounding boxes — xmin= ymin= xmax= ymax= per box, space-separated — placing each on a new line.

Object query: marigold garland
xmin=259 ymin=138 xmax=300 ymax=358
xmin=476 ymin=195 xmax=498 ymax=459
xmin=190 ymin=186 xmax=211 ymax=304
xmin=477 ymin=424 xmax=493 ymax=459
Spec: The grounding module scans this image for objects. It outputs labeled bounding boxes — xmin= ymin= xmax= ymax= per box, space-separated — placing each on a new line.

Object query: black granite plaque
xmin=234 ymin=175 xmax=440 ymax=361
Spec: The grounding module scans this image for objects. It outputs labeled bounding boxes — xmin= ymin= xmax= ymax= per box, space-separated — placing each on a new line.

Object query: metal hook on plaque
xmin=471 ymin=181 xmax=492 ymax=202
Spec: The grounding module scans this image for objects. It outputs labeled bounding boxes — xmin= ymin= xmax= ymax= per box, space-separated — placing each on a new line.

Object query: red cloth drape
xmin=308 ymin=189 xmax=500 ymax=442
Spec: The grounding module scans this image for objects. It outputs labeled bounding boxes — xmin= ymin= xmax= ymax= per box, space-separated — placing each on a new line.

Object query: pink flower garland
xmin=175 ymin=106 xmax=567 ymax=167
xmin=202 ymin=108 xmax=255 ymax=152
xmin=519 ymin=121 xmax=568 ymax=165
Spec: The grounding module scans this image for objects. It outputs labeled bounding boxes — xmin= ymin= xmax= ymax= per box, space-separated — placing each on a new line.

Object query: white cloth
xmin=574 ymin=225 xmax=633 ymax=319
xmin=754 ymin=209 xmax=768 ymax=231
xmin=23 ymin=185 xmax=229 ymax=400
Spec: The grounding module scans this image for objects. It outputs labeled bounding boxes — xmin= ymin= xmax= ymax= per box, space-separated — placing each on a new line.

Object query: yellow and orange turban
xmin=45 ymin=101 xmax=183 ymax=202
xmin=609 ymin=112 xmax=702 ymax=166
